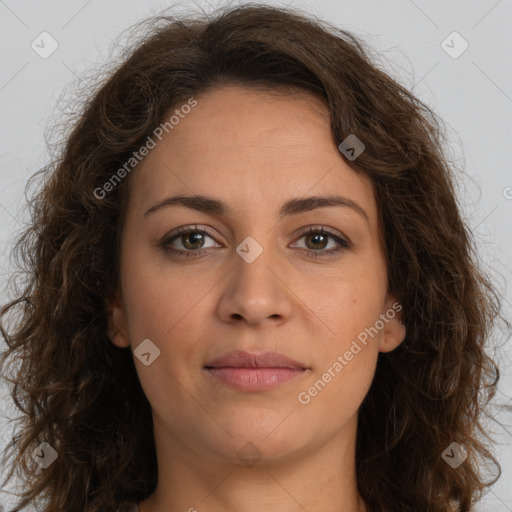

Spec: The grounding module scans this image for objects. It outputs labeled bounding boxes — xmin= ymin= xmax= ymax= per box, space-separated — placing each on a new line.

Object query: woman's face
xmin=108 ymin=85 xmax=406 ymax=466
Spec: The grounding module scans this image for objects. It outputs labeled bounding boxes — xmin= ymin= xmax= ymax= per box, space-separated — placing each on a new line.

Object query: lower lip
xmin=204 ymin=367 xmax=307 ymax=391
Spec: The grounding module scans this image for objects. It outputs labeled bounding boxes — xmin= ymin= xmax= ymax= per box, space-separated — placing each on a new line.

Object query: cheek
xmin=302 ymin=260 xmax=388 ymax=343
xmin=296 ymin=346 xmax=378 ymax=431
xmin=119 ymin=249 xmax=218 ymax=396
xmin=296 ymin=271 xmax=384 ymax=415
xmin=119 ymin=242 xmax=210 ymax=340
xmin=294 ymin=264 xmax=386 ymax=412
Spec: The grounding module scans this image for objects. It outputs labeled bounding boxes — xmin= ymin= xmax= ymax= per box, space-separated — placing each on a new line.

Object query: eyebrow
xmin=143 ymin=194 xmax=369 ymax=223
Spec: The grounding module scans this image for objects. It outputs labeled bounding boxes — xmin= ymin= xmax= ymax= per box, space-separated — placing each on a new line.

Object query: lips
xmin=204 ymin=350 xmax=307 ymax=370
xmin=204 ymin=350 xmax=309 ymax=392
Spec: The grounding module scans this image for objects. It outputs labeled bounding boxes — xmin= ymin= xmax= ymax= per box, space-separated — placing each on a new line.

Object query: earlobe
xmin=105 ymin=291 xmax=130 ymax=348
xmin=378 ymin=297 xmax=407 ymax=353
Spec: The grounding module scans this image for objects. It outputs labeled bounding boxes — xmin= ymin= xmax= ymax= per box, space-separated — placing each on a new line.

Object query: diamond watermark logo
xmin=31 ymin=32 xmax=59 ymax=59
xmin=442 ymin=442 xmax=468 ymax=468
xmin=134 ymin=338 xmax=161 ymax=366
xmin=338 ymin=134 xmax=365 ymax=161
xmin=236 ymin=236 xmax=263 ymax=263
xmin=237 ymin=442 xmax=262 ymax=468
xmin=441 ymin=31 xmax=469 ymax=59
xmin=32 ymin=442 xmax=58 ymax=468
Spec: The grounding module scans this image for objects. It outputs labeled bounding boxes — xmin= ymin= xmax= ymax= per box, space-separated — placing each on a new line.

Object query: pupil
xmin=184 ymin=232 xmax=203 ymax=249
xmin=307 ymin=233 xmax=326 ymax=250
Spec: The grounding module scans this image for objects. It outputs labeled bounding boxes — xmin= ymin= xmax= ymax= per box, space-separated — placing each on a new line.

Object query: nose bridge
xmin=234 ymin=233 xmax=279 ymax=301
xmin=217 ymin=233 xmax=289 ymax=325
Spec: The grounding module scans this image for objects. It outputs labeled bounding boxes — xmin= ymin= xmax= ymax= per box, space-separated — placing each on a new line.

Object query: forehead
xmin=127 ymin=85 xmax=376 ymax=223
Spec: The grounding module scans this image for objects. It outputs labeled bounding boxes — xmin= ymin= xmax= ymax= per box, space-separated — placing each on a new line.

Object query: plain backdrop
xmin=0 ymin=1 xmax=510 ymax=510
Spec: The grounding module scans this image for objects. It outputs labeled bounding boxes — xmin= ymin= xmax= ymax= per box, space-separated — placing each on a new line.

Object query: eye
xmin=159 ymin=224 xmax=350 ymax=259
xmin=290 ymin=226 xmax=350 ymax=258
xmin=159 ymin=225 xmax=221 ymax=258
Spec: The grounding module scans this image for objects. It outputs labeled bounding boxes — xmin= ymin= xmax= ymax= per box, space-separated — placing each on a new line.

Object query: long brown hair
xmin=1 ymin=3 xmax=508 ymax=511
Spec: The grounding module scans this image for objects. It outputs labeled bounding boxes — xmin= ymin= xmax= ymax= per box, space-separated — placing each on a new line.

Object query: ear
xmin=378 ymin=294 xmax=407 ymax=353
xmin=105 ymin=289 xmax=130 ymax=348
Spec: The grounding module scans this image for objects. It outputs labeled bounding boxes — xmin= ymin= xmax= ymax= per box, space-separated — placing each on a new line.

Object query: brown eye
xmin=291 ymin=227 xmax=350 ymax=258
xmin=159 ymin=226 xmax=220 ymax=257
xmin=304 ymin=231 xmax=329 ymax=250
xmin=159 ymin=225 xmax=350 ymax=260
xmin=179 ymin=231 xmax=207 ymax=250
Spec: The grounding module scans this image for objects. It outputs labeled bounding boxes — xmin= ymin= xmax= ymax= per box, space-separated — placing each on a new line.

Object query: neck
xmin=139 ymin=412 xmax=367 ymax=512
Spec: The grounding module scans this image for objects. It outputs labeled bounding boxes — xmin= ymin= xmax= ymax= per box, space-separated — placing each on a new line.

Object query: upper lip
xmin=204 ymin=350 xmax=308 ymax=369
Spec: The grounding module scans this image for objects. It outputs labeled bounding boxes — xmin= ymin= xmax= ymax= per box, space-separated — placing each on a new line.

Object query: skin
xmin=107 ymin=85 xmax=406 ymax=512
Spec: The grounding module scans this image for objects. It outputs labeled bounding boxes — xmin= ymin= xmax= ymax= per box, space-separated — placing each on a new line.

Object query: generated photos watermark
xmin=297 ymin=302 xmax=403 ymax=405
xmin=93 ymin=97 xmax=198 ymax=199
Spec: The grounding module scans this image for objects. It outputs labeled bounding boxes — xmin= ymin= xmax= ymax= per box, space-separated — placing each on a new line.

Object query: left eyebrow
xmin=143 ymin=194 xmax=369 ymax=224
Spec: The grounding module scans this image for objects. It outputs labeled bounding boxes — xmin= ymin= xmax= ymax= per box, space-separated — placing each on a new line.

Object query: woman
xmin=0 ymin=3 xmax=506 ymax=511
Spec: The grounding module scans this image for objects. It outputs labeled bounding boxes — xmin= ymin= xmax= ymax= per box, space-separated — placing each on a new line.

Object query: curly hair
xmin=0 ymin=3 xmax=508 ymax=511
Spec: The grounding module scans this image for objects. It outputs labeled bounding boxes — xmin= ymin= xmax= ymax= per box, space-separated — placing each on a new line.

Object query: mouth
xmin=203 ymin=350 xmax=310 ymax=392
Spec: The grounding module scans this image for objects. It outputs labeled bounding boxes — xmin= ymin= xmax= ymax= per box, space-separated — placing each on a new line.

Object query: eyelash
xmin=159 ymin=224 xmax=351 ymax=259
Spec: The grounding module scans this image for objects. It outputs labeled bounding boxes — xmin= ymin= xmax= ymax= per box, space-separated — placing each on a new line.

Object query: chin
xmin=205 ymin=409 xmax=315 ymax=465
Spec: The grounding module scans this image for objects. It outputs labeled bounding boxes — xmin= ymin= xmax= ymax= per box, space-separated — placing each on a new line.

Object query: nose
xmin=216 ymin=243 xmax=292 ymax=328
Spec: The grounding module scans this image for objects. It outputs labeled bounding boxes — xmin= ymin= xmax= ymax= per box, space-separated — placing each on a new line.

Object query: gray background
xmin=0 ymin=0 xmax=510 ymax=510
